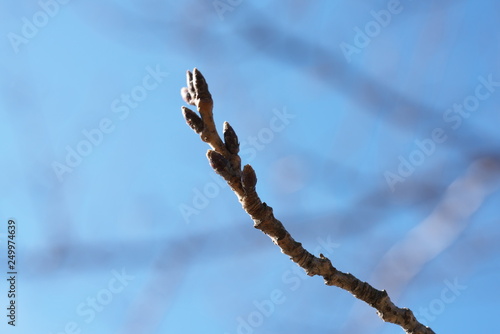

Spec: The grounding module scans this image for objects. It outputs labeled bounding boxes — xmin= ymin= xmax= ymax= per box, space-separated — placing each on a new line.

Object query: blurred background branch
xmin=1 ymin=1 xmax=499 ymax=333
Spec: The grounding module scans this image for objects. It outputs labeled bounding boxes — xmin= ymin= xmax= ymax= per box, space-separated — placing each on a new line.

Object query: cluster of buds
xmin=181 ymin=68 xmax=255 ymax=195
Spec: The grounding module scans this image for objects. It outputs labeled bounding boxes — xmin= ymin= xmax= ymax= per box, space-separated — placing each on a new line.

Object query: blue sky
xmin=1 ymin=1 xmax=499 ymax=333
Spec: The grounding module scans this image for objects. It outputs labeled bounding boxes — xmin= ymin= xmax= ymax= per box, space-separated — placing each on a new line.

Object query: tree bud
xmin=223 ymin=122 xmax=240 ymax=154
xmin=242 ymin=164 xmax=257 ymax=191
xmin=207 ymin=150 xmax=230 ymax=175
xmin=182 ymin=106 xmax=204 ymax=134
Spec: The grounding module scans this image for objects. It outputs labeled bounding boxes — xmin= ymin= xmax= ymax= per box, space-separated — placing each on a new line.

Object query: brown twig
xmin=180 ymin=68 xmax=436 ymax=334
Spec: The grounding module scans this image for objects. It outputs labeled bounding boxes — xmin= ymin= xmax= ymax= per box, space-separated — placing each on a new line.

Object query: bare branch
xmin=180 ymin=68 xmax=436 ymax=334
